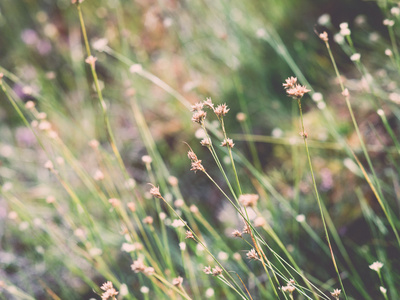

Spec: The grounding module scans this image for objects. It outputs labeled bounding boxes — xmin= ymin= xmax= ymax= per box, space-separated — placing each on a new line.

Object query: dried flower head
xmin=319 ymin=31 xmax=329 ymax=42
xmin=281 ymin=285 xmax=295 ymax=294
xmin=190 ymin=160 xmax=205 ymax=173
xmin=286 ymin=84 xmax=311 ymax=99
xmin=191 ymin=102 xmax=204 ymax=112
xmin=200 ymin=138 xmax=211 ymax=147
xmin=187 ymin=150 xmax=198 ymax=161
xmin=203 ymin=97 xmax=214 ymax=109
xmin=242 ymin=224 xmax=251 ymax=234
xmin=221 ymin=138 xmax=234 ymax=148
xmin=185 ymin=230 xmax=195 ymax=240
xmin=232 ymin=230 xmax=242 ymax=238
xmin=212 ymin=266 xmax=223 ymax=276
xmin=172 ymin=276 xmax=183 ymax=287
xmin=192 ymin=110 xmax=207 ymax=124
xmin=131 ymin=259 xmax=146 ymax=273
xmin=239 ymin=194 xmax=259 ymax=207
xmin=246 ymin=249 xmax=259 ymax=260
xmin=331 ymin=289 xmax=341 ymax=299
xmin=101 ymin=281 xmax=114 ymax=291
xmin=149 ymin=185 xmax=162 ymax=198
xmin=203 ymin=266 xmax=212 ymax=274
xmin=101 ymin=288 xmax=118 ymax=300
xmin=214 ymin=104 xmax=230 ymax=117
xmin=282 ymin=76 xmax=298 ymax=89
xmin=369 ymin=261 xmax=384 ymax=272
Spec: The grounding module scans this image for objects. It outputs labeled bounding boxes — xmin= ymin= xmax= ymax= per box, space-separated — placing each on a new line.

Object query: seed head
xmin=187 ymin=150 xmax=198 ymax=161
xmin=331 ymin=289 xmax=341 ymax=299
xmin=214 ymin=104 xmax=230 ymax=117
xmin=203 ymin=266 xmax=212 ymax=274
xmin=212 ymin=266 xmax=223 ymax=276
xmin=200 ymin=138 xmax=211 ymax=147
xmin=191 ymin=102 xmax=204 ymax=112
xmin=85 ymin=55 xmax=97 ymax=67
xmin=143 ymin=216 xmax=154 ymax=225
xmin=203 ymin=97 xmax=214 ymax=109
xmin=149 ymin=185 xmax=162 ymax=198
xmin=221 ymin=138 xmax=234 ymax=148
xmin=172 ymin=276 xmax=183 ymax=287
xmin=192 ymin=110 xmax=207 ymax=124
xmin=282 ymin=76 xmax=297 ymax=89
xmin=101 ymin=281 xmax=114 ymax=291
xmin=286 ymin=84 xmax=311 ymax=99
xmin=131 ymin=258 xmax=146 ymax=273
xmin=246 ymin=248 xmax=259 ymax=260
xmin=185 ymin=230 xmax=195 ymax=240
xmin=232 ymin=230 xmax=242 ymax=238
xmin=190 ymin=160 xmax=205 ymax=173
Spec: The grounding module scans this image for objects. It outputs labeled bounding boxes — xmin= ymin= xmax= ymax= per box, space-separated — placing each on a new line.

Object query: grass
xmin=1 ymin=0 xmax=400 ymax=299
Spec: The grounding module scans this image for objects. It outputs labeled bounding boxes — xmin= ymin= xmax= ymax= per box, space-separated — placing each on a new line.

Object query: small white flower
xmin=383 ymin=19 xmax=395 ymax=27
xmin=385 ymin=49 xmax=393 ymax=57
xmin=350 ymin=53 xmax=361 ymax=62
xmin=179 ymin=242 xmax=186 ymax=251
xmin=380 ymin=286 xmax=387 ymax=294
xmin=312 ymin=92 xmax=323 ymax=102
xmin=171 ymin=219 xmax=186 ymax=228
xmin=295 ymin=214 xmax=306 ymax=222
xmin=140 ymin=286 xmax=149 ymax=294
xmin=129 ymin=64 xmax=143 ymax=73
xmin=369 ymin=261 xmax=384 ymax=272
xmin=334 ymin=33 xmax=345 ymax=44
xmin=317 ymin=14 xmax=331 ymax=26
xmin=205 ymin=288 xmax=215 ymax=298
xmin=391 ymin=7 xmax=400 ymax=16
xmin=121 ymin=243 xmax=136 ymax=253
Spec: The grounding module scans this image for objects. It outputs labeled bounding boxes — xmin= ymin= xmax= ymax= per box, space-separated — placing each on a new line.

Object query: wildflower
xmin=281 ymin=285 xmax=295 ymax=294
xmin=127 ymin=202 xmax=136 ymax=212
xmin=190 ymin=205 xmax=199 ymax=214
xmin=143 ymin=216 xmax=153 ymax=225
xmin=131 ymin=258 xmax=146 ymax=273
xmin=88 ymin=139 xmax=99 ymax=149
xmin=44 ymin=160 xmax=54 ymax=170
xmin=380 ymin=286 xmax=387 ymax=294
xmin=286 ymin=84 xmax=311 ymax=99
xmin=385 ymin=49 xmax=393 ymax=57
xmin=108 ymin=198 xmax=121 ymax=207
xmin=140 ymin=286 xmax=149 ymax=294
xmin=212 ymin=266 xmax=223 ymax=276
xmin=171 ymin=219 xmax=186 ymax=228
xmin=203 ymin=266 xmax=212 ymax=274
xmin=295 ymin=214 xmax=305 ymax=222
xmin=200 ymin=138 xmax=211 ymax=147
xmin=187 ymin=150 xmax=198 ymax=161
xmin=129 ymin=64 xmax=143 ymax=73
xmin=93 ymin=170 xmax=104 ymax=181
xmin=239 ymin=194 xmax=259 ymax=207
xmin=350 ymin=53 xmax=361 ymax=61
xmin=369 ymin=261 xmax=384 ymax=272
xmin=192 ymin=110 xmax=207 ymax=124
xmin=246 ymin=249 xmax=258 ymax=260
xmin=383 ymin=19 xmax=395 ymax=27
xmin=85 ymin=55 xmax=97 ymax=67
xmin=25 ymin=101 xmax=35 ymax=110
xmin=232 ymin=230 xmax=242 ymax=238
xmin=282 ymin=76 xmax=297 ymax=89
xmin=149 ymin=185 xmax=162 ymax=198
xmin=205 ymin=288 xmax=215 ymax=298
xmin=339 ymin=22 xmax=351 ymax=36
xmin=203 ymin=97 xmax=214 ymax=109
xmin=190 ymin=160 xmax=205 ymax=173
xmin=185 ymin=230 xmax=195 ymax=240
xmin=121 ymin=243 xmax=136 ymax=253
xmin=236 ymin=112 xmax=246 ymax=122
xmin=214 ymin=104 xmax=230 ymax=117
xmin=172 ymin=276 xmax=183 ymax=287
xmin=331 ymin=289 xmax=341 ymax=299
xmin=317 ymin=14 xmax=331 ymax=26
xmin=141 ymin=155 xmax=152 ymax=164
xmin=168 ymin=176 xmax=178 ymax=186
xmin=101 ymin=281 xmax=114 ymax=291
xmin=342 ymin=88 xmax=349 ymax=97
xmin=319 ymin=31 xmax=329 ymax=42
xmin=218 ymin=251 xmax=229 ymax=261
xmin=191 ymin=102 xmax=204 ymax=112
xmin=242 ymin=224 xmax=251 ymax=234
xmin=174 ymin=199 xmax=184 ymax=207
xmin=221 ymin=138 xmax=234 ymax=148
xmin=101 ymin=288 xmax=118 ymax=300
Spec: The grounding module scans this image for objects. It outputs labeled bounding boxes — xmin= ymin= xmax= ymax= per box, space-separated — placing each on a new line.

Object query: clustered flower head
xmin=214 ymin=104 xmax=230 ymax=117
xmin=149 ymin=184 xmax=162 ymax=198
xmin=185 ymin=230 xmax=195 ymax=240
xmin=85 ymin=55 xmax=97 ymax=67
xmin=281 ymin=280 xmax=296 ymax=295
xmin=246 ymin=248 xmax=259 ymax=260
xmin=172 ymin=276 xmax=183 ymax=287
xmin=319 ymin=31 xmax=329 ymax=42
xmin=100 ymin=281 xmax=118 ymax=300
xmin=283 ymin=77 xmax=310 ymax=99
xmin=331 ymin=288 xmax=341 ymax=300
xmin=131 ymin=258 xmax=154 ymax=276
xmin=187 ymin=149 xmax=205 ymax=173
xmin=221 ymin=138 xmax=234 ymax=148
xmin=232 ymin=230 xmax=242 ymax=238
xmin=192 ymin=110 xmax=207 ymax=124
xmin=203 ymin=265 xmax=223 ymax=276
xmin=239 ymin=194 xmax=259 ymax=207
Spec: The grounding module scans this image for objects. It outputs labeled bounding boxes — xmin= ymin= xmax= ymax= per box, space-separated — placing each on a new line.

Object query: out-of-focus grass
xmin=1 ymin=0 xmax=400 ymax=299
